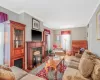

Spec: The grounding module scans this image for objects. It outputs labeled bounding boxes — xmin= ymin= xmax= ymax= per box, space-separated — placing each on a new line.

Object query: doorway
xmin=43 ymin=29 xmax=51 ymax=56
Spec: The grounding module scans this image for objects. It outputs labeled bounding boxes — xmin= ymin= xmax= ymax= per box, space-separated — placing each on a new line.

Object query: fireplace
xmin=32 ymin=47 xmax=42 ymax=67
xmin=32 ymin=47 xmax=42 ymax=54
xmin=14 ymin=58 xmax=23 ymax=69
xmin=26 ymin=41 xmax=45 ymax=70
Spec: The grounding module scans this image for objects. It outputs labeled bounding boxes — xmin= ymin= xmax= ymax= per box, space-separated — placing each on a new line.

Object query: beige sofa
xmin=64 ymin=55 xmax=80 ymax=69
xmin=63 ymin=67 xmax=91 ymax=80
xmin=55 ymin=51 xmax=81 ymax=69
xmin=10 ymin=66 xmax=45 ymax=80
xmin=63 ymin=50 xmax=100 ymax=80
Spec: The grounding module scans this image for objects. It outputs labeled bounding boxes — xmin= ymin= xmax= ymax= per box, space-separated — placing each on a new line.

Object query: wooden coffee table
xmin=45 ymin=56 xmax=64 ymax=79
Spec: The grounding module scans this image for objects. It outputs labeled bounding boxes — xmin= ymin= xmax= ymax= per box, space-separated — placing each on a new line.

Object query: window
xmin=0 ymin=23 xmax=4 ymax=65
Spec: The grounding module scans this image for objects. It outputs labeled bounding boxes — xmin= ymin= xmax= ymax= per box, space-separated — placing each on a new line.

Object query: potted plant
xmin=48 ymin=49 xmax=52 ymax=56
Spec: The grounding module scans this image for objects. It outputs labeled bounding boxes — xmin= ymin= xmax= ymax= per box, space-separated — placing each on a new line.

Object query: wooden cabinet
xmin=4 ymin=21 xmax=25 ymax=69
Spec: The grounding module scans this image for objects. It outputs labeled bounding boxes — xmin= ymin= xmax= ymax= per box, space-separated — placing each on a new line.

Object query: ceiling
xmin=0 ymin=0 xmax=99 ymax=29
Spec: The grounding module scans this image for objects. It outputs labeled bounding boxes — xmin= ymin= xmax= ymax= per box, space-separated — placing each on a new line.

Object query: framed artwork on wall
xmin=96 ymin=11 xmax=100 ymax=40
xmin=32 ymin=18 xmax=40 ymax=30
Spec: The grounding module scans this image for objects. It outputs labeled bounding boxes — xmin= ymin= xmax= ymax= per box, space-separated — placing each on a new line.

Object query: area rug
xmin=36 ymin=63 xmax=67 ymax=80
xmin=30 ymin=57 xmax=67 ymax=80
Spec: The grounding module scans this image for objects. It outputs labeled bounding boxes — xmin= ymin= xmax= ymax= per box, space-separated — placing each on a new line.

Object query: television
xmin=31 ymin=30 xmax=42 ymax=41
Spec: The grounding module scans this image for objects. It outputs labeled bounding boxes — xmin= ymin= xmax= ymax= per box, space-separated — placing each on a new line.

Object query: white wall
xmin=70 ymin=27 xmax=87 ymax=40
xmin=19 ymin=13 xmax=54 ymax=48
xmin=0 ymin=6 xmax=19 ymax=22
xmin=53 ymin=27 xmax=87 ymax=46
xmin=19 ymin=13 xmax=44 ymax=41
xmin=88 ymin=4 xmax=100 ymax=56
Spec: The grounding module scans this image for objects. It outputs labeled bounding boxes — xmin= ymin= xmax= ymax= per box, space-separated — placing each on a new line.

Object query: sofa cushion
xmin=95 ymin=59 xmax=100 ymax=64
xmin=71 ymin=57 xmax=80 ymax=62
xmin=75 ymin=53 xmax=82 ymax=58
xmin=0 ymin=69 xmax=15 ymax=80
xmin=82 ymin=50 xmax=98 ymax=60
xmin=20 ymin=74 xmax=45 ymax=80
xmin=64 ymin=55 xmax=80 ymax=63
xmin=65 ymin=76 xmax=89 ymax=80
xmin=79 ymin=58 xmax=94 ymax=78
xmin=10 ymin=66 xmax=27 ymax=80
xmin=91 ymin=64 xmax=100 ymax=80
xmin=62 ymin=67 xmax=91 ymax=80
xmin=68 ymin=61 xmax=79 ymax=69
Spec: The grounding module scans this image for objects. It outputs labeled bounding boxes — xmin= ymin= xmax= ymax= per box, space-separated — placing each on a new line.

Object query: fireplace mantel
xmin=26 ymin=41 xmax=43 ymax=48
xmin=26 ymin=41 xmax=45 ymax=70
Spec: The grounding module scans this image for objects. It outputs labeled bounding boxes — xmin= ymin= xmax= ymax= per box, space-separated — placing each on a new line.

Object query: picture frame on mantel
xmin=32 ymin=18 xmax=40 ymax=30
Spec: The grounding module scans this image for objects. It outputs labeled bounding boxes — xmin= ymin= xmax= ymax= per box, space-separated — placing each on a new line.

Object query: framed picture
xmin=32 ymin=18 xmax=40 ymax=30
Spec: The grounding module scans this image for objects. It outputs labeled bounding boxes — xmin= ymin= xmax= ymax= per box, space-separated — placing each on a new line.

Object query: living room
xmin=0 ymin=0 xmax=100 ymax=80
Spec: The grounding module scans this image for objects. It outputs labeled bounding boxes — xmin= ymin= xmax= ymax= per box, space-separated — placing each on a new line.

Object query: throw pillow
xmin=82 ymin=50 xmax=98 ymax=60
xmin=91 ymin=64 xmax=100 ymax=80
xmin=0 ymin=69 xmax=15 ymax=80
xmin=79 ymin=58 xmax=94 ymax=78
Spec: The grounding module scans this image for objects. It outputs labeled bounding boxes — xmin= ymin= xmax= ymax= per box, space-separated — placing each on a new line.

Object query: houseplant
xmin=48 ymin=49 xmax=52 ymax=56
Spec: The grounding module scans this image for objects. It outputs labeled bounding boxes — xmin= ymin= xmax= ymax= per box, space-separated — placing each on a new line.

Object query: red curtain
xmin=0 ymin=12 xmax=8 ymax=23
xmin=44 ymin=29 xmax=50 ymax=34
xmin=61 ymin=30 xmax=71 ymax=35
